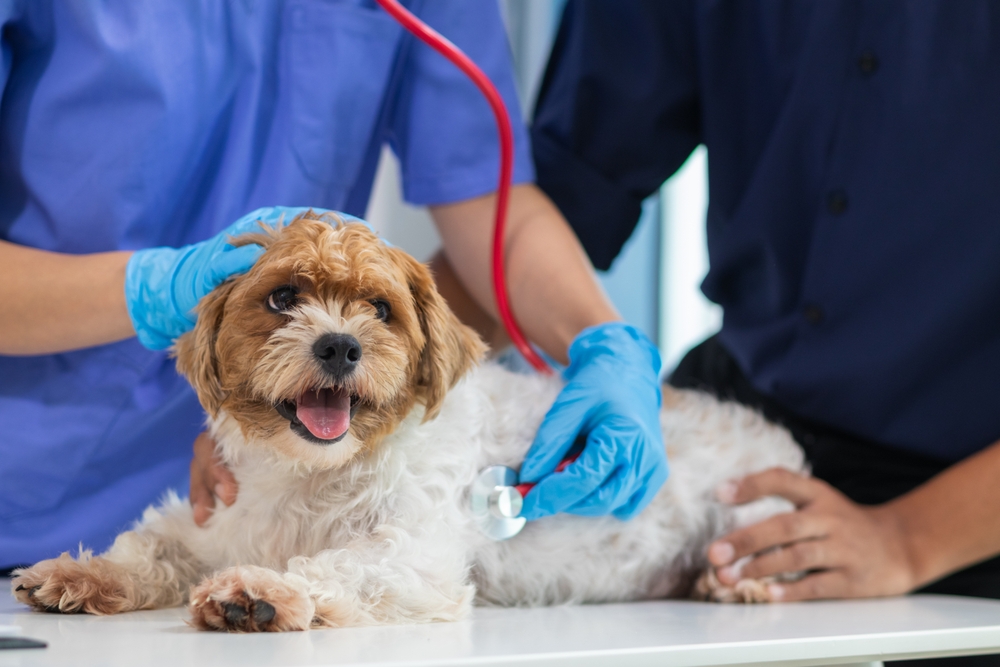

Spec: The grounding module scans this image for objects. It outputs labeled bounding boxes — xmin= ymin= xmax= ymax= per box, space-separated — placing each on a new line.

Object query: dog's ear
xmin=391 ymin=248 xmax=486 ymax=420
xmin=173 ymin=280 xmax=237 ymax=417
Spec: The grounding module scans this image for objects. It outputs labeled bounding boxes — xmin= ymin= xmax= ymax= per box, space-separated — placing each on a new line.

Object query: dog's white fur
xmin=12 ymin=217 xmax=805 ymax=631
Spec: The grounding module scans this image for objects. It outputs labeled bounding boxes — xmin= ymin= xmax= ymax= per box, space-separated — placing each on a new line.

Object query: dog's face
xmin=174 ymin=212 xmax=485 ymax=469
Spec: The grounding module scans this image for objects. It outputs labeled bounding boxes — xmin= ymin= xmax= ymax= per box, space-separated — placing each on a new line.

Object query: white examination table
xmin=3 ymin=582 xmax=1000 ymax=667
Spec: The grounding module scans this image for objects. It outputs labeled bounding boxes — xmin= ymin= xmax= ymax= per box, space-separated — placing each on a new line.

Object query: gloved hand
xmin=519 ymin=322 xmax=667 ymax=521
xmin=126 ymin=206 xmax=364 ymax=350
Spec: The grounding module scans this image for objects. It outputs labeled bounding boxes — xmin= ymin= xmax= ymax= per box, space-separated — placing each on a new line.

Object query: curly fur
xmin=12 ymin=213 xmax=805 ymax=630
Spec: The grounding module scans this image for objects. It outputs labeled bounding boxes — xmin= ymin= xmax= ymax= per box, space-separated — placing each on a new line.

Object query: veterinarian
xmin=528 ymin=0 xmax=1000 ymax=646
xmin=0 ymin=2 xmax=666 ymax=571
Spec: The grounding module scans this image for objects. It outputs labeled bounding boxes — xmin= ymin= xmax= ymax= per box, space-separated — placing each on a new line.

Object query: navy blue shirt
xmin=532 ymin=1 xmax=1000 ymax=462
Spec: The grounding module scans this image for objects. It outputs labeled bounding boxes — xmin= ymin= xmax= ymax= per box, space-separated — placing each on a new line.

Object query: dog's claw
xmin=12 ymin=580 xmax=57 ymax=612
xmin=222 ymin=602 xmax=249 ymax=626
xmin=252 ymin=600 xmax=276 ymax=625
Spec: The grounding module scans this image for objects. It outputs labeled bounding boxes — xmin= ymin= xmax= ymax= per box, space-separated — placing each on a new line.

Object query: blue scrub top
xmin=533 ymin=1 xmax=1000 ymax=463
xmin=0 ymin=0 xmax=533 ymax=568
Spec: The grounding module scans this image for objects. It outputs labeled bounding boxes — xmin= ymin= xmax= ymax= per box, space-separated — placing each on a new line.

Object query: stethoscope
xmin=375 ymin=0 xmax=569 ymax=542
xmin=470 ymin=454 xmax=580 ymax=541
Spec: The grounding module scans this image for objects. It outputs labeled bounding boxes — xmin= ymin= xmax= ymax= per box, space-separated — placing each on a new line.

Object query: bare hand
xmin=189 ymin=431 xmax=238 ymax=527
xmin=707 ymin=468 xmax=917 ymax=601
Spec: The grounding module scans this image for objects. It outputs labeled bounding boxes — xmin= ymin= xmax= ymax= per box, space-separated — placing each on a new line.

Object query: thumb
xmin=520 ymin=388 xmax=590 ymax=482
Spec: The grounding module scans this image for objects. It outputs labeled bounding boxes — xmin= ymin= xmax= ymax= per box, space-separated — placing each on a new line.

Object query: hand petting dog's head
xmin=175 ymin=211 xmax=485 ymax=469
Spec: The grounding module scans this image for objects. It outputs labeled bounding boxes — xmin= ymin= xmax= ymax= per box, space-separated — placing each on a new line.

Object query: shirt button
xmin=804 ymin=304 xmax=824 ymax=325
xmin=827 ymin=189 xmax=848 ymax=215
xmin=858 ymin=51 xmax=879 ymax=75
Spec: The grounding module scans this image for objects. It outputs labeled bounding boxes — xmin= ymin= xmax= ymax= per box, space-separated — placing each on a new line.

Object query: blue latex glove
xmin=519 ymin=323 xmax=667 ymax=521
xmin=126 ymin=206 xmax=368 ymax=350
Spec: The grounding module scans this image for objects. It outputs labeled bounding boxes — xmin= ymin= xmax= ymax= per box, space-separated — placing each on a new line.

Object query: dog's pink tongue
xmin=296 ymin=388 xmax=351 ymax=440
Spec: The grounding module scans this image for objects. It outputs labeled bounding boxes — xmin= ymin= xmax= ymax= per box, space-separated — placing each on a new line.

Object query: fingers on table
xmin=734 ymin=540 xmax=833 ymax=581
xmin=769 ymin=570 xmax=849 ymax=602
xmin=712 ymin=510 xmax=830 ymax=566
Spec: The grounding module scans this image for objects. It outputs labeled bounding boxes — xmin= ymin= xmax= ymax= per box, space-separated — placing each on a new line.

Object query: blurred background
xmin=365 ymin=0 xmax=720 ymax=372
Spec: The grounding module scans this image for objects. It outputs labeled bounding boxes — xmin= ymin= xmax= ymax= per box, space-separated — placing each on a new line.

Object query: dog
xmin=12 ymin=212 xmax=805 ymax=631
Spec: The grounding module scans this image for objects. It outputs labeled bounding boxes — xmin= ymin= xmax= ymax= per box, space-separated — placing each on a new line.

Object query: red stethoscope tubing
xmin=375 ymin=0 xmax=553 ymax=375
xmin=513 ymin=452 xmax=580 ymax=498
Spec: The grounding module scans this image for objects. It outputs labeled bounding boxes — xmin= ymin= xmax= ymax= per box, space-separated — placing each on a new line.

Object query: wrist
xmin=874 ymin=499 xmax=932 ymax=591
xmin=125 ymin=246 xmax=184 ymax=350
xmin=550 ymin=310 xmax=621 ymax=356
xmin=568 ymin=322 xmax=661 ymax=374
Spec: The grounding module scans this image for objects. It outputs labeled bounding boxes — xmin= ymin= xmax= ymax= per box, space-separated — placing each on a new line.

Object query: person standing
xmin=531 ymin=1 xmax=1000 ymax=654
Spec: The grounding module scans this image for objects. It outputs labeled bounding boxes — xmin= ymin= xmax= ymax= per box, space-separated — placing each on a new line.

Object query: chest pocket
xmin=285 ymin=1 xmax=402 ymax=187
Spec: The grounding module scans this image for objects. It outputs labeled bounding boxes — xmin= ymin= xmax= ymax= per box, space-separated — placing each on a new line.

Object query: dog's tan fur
xmin=174 ymin=213 xmax=485 ymax=465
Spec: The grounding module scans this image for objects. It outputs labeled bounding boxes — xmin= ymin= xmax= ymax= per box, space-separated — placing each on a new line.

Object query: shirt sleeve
xmin=531 ymin=0 xmax=701 ymax=270
xmin=0 ymin=0 xmax=22 ymax=98
xmin=388 ymin=0 xmax=534 ymax=206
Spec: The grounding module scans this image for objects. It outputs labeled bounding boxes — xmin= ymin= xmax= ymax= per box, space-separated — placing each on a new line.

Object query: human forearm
xmin=428 ymin=250 xmax=510 ymax=351
xmin=887 ymin=438 xmax=1000 ymax=588
xmin=0 ymin=240 xmax=134 ymax=355
xmin=430 ymin=183 xmax=619 ymax=363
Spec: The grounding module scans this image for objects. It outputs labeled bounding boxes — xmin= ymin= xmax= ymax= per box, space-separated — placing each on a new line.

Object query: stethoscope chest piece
xmin=470 ymin=465 xmax=527 ymax=541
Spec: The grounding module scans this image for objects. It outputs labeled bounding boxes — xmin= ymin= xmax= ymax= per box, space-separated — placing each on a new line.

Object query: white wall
xmin=364 ymin=147 xmax=439 ymax=263
xmin=364 ymin=0 xmax=565 ymax=261
xmin=658 ymin=147 xmax=721 ymax=371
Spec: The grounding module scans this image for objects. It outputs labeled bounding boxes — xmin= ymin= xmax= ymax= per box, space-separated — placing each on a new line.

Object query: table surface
xmin=4 ymin=584 xmax=1000 ymax=667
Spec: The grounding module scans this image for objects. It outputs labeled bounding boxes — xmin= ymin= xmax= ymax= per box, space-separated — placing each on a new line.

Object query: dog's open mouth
xmin=274 ymin=387 xmax=360 ymax=445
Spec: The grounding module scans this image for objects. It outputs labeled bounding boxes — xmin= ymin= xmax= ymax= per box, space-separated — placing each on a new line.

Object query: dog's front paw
xmin=11 ymin=552 xmax=137 ymax=615
xmin=692 ymin=568 xmax=774 ymax=604
xmin=189 ymin=566 xmax=314 ymax=632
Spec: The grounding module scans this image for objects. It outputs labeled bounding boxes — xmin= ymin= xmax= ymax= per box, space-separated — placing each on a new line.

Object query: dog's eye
xmin=266 ymin=286 xmax=299 ymax=313
xmin=370 ymin=299 xmax=391 ymax=322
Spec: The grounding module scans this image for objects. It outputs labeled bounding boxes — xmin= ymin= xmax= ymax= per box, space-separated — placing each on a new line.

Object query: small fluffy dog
xmin=12 ymin=213 xmax=804 ymax=631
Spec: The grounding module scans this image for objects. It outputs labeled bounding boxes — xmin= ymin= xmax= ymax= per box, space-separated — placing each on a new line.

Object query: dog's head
xmin=174 ymin=212 xmax=486 ymax=469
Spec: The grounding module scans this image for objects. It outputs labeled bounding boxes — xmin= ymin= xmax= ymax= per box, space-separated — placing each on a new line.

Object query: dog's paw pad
xmin=222 ymin=601 xmax=249 ymax=626
xmin=189 ymin=567 xmax=312 ymax=633
xmin=253 ymin=600 xmax=276 ymax=625
xmin=215 ymin=598 xmax=275 ymax=630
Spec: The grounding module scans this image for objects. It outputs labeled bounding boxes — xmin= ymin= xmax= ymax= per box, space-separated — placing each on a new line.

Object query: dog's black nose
xmin=312 ymin=333 xmax=362 ymax=378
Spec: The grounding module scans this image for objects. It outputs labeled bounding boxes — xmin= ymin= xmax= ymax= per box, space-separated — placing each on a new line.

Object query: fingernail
xmin=716 ymin=480 xmax=739 ymax=504
xmin=718 ymin=562 xmax=742 ymax=584
xmin=214 ymin=484 xmax=232 ymax=505
xmin=708 ymin=541 xmax=735 ymax=565
xmin=768 ymin=584 xmax=785 ymax=601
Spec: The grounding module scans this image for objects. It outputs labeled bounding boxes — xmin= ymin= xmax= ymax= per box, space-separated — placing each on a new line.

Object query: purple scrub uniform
xmin=0 ymin=0 xmax=533 ymax=568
